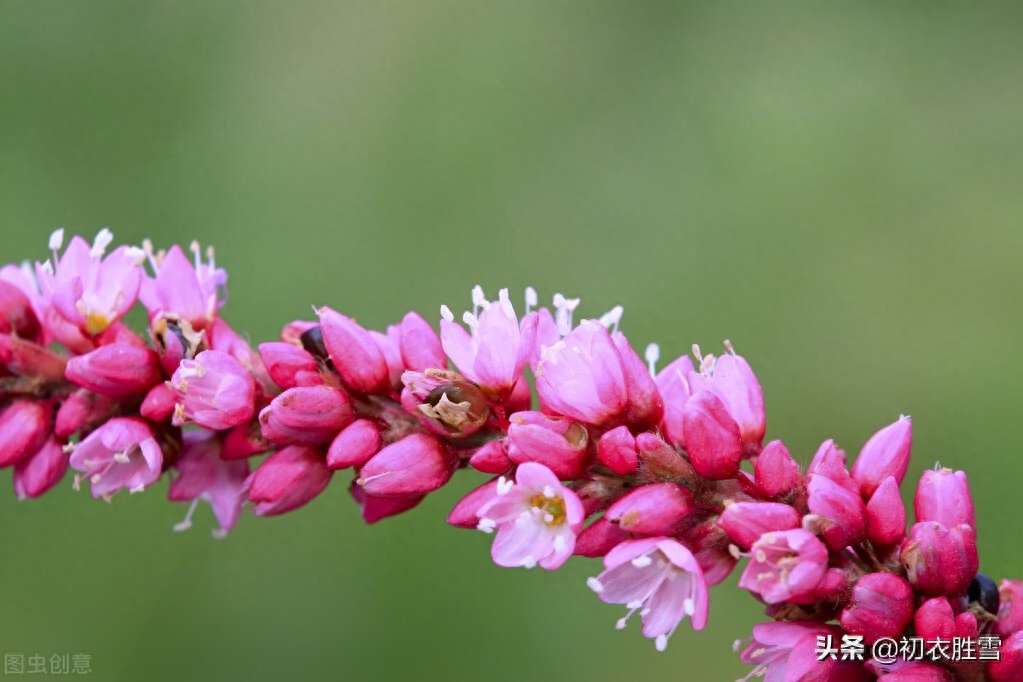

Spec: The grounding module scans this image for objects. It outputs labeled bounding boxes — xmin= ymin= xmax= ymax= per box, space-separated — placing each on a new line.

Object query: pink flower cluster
xmin=2 ymin=231 xmax=1021 ymax=680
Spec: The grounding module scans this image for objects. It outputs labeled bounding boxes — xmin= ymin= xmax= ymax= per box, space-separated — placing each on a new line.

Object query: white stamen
xmin=113 ymin=451 xmax=130 ymax=464
xmin=586 ymin=577 xmax=604 ymax=593
xmin=615 ymin=617 xmax=629 ymax=630
xmin=645 ymin=343 xmax=660 ymax=376
xmin=190 ymin=240 xmax=202 ymax=270
xmin=599 ymin=305 xmax=623 ymax=334
xmin=543 ymin=512 xmax=554 ymax=524
xmin=462 ymin=311 xmax=479 ymax=332
xmin=129 ymin=483 xmax=145 ymax=494
xmin=626 ymin=600 xmax=644 ymax=609
xmin=124 ymin=246 xmax=146 ymax=264
xmin=39 ymin=260 xmax=54 ymax=276
xmin=521 ymin=555 xmax=537 ymax=569
xmin=91 ymin=228 xmax=114 ymax=258
xmin=683 ymin=597 xmax=695 ymax=615
xmin=211 ymin=527 xmax=227 ymax=540
xmin=497 ymin=288 xmax=514 ymax=318
xmin=552 ymin=293 xmax=580 ymax=336
xmin=723 ymin=339 xmax=735 ymax=355
xmin=477 ymin=518 xmax=496 ymax=533
xmin=631 ymin=555 xmax=653 ymax=568
xmin=48 ymin=228 xmax=65 ymax=252
xmin=553 ymin=535 xmax=566 ymax=552
xmin=524 ymin=286 xmax=537 ymax=313
xmin=496 ymin=477 xmax=514 ymax=495
xmin=174 ymin=498 xmax=200 ymax=532
xmin=655 ymin=634 xmax=668 ymax=652
xmin=542 ymin=485 xmax=556 ymax=499
xmin=72 ymin=474 xmax=82 ymax=491
xmin=471 ymin=285 xmax=486 ymax=317
xmin=440 ymin=305 xmax=454 ymax=323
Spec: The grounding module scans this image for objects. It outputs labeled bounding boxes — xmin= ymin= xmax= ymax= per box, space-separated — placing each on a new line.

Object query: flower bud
xmin=221 ymin=422 xmax=271 ymax=460
xmin=611 ymin=332 xmax=663 ymax=429
xmin=718 ymin=501 xmax=801 ymax=550
xmin=468 ymin=440 xmax=511 ymax=474
xmin=839 ymin=573 xmax=914 ymax=644
xmin=865 ymin=476 xmax=906 ymax=548
xmin=140 ymin=383 xmax=177 ymax=422
xmin=65 ymin=343 xmax=163 ymax=398
xmin=54 ymin=388 xmax=117 ymax=438
xmin=573 ymin=517 xmax=631 ymax=558
xmin=258 ymin=342 xmax=324 ymax=389
xmin=807 ymin=439 xmax=859 ymax=496
xmin=604 ymin=483 xmax=694 ymax=535
xmin=505 ymin=411 xmax=589 ymax=479
xmin=998 ymin=579 xmax=1023 ymax=637
xmin=0 ymin=399 xmax=52 ymax=468
xmin=901 ymin=522 xmax=978 ymax=597
xmin=682 ymin=391 xmax=743 ymax=480
xmin=914 ymin=467 xmax=975 ymax=529
xmin=318 ymin=306 xmax=390 ymax=395
xmin=654 ymin=355 xmax=693 ymax=447
xmin=259 ymin=386 xmax=354 ymax=446
xmin=753 ymin=439 xmax=803 ymax=499
xmin=325 ymin=419 xmax=381 ymax=470
xmin=357 ymin=434 xmax=456 ymax=498
xmin=397 ymin=311 xmax=445 ymax=372
xmin=597 ymin=425 xmax=638 ymax=476
xmin=0 ymin=333 xmax=68 ymax=385
xmin=687 ymin=351 xmax=765 ymax=452
xmin=850 ymin=416 xmax=912 ymax=498
xmin=806 ymin=473 xmax=866 ymax=551
xmin=350 ymin=481 xmax=424 ymax=524
xmin=13 ymin=436 xmax=68 ymax=499
xmin=447 ymin=478 xmax=502 ymax=529
xmin=989 ymin=631 xmax=1023 ymax=682
xmin=248 ymin=445 xmax=332 ymax=516
xmin=914 ymin=597 xmax=956 ymax=641
xmin=0 ymin=279 xmax=41 ymax=339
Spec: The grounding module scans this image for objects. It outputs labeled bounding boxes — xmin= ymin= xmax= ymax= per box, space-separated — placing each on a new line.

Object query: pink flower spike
xmin=36 ymin=230 xmax=144 ymax=335
xmin=604 ymin=483 xmax=695 ymax=535
xmin=248 ymin=445 xmax=332 ymax=516
xmin=718 ymin=502 xmax=801 ymax=550
xmin=505 ymin=411 xmax=589 ymax=479
xmin=839 ymin=573 xmax=914 ymax=644
xmin=654 ymin=354 xmax=694 ymax=447
xmin=317 ymin=306 xmax=390 ymax=395
xmin=687 ymin=349 xmax=765 ymax=452
xmin=168 ymin=431 xmax=250 ymax=537
xmin=587 ymin=537 xmax=709 ymax=651
xmin=865 ymin=476 xmax=906 ymax=548
xmin=535 ymin=320 xmax=627 ymax=425
xmin=475 ymin=462 xmax=584 ymax=570
xmin=736 ymin=621 xmax=838 ymax=682
xmin=597 ymin=425 xmax=638 ymax=476
xmin=397 ymin=311 xmax=445 ymax=372
xmin=169 ymin=349 xmax=256 ymax=431
xmin=325 ymin=419 xmax=381 ymax=470
xmin=13 ymin=436 xmax=68 ymax=500
xmin=738 ymin=529 xmax=829 ymax=604
xmin=357 ymin=434 xmax=456 ymax=498
xmin=914 ymin=467 xmax=976 ymax=529
xmin=68 ymin=416 xmax=163 ymax=499
xmin=0 ymin=398 xmax=52 ymax=468
xmin=139 ymin=242 xmax=226 ymax=330
xmin=349 ymin=482 xmax=424 ymax=524
xmin=753 ymin=439 xmax=802 ymax=499
xmin=65 ymin=343 xmax=163 ymax=399
xmin=681 ymin=391 xmax=744 ymax=480
xmin=258 ymin=386 xmax=354 ymax=447
xmin=850 ymin=416 xmax=912 ymax=498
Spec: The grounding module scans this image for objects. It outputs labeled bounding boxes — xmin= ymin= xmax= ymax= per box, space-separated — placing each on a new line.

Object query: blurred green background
xmin=2 ymin=2 xmax=1023 ymax=680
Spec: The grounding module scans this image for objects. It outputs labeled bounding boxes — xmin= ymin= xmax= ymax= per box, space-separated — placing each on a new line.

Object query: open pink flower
xmin=169 ymin=349 xmax=256 ymax=430
xmin=68 ymin=417 xmax=163 ymax=499
xmin=738 ymin=529 xmax=829 ymax=604
xmin=139 ymin=241 xmax=227 ymax=330
xmin=587 ymin=537 xmax=709 ymax=651
xmin=168 ymin=431 xmax=250 ymax=538
xmin=736 ymin=621 xmax=838 ymax=682
xmin=475 ymin=462 xmax=583 ymax=570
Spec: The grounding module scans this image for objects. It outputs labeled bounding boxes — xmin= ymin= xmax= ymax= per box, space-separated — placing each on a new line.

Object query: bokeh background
xmin=3 ymin=2 xmax=1023 ymax=680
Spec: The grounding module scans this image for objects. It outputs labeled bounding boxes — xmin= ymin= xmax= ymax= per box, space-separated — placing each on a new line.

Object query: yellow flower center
xmin=530 ymin=493 xmax=566 ymax=527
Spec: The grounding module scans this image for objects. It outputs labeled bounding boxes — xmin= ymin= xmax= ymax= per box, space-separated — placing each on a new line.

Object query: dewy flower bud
xmin=839 ymin=573 xmax=914 ymax=644
xmin=604 ymin=483 xmax=695 ymax=535
xmin=914 ymin=467 xmax=975 ymax=529
xmin=248 ymin=445 xmax=332 ymax=516
xmin=65 ymin=343 xmax=163 ymax=398
xmin=170 ymin=349 xmax=256 ymax=430
xmin=718 ymin=501 xmax=801 ymax=550
xmin=506 ymin=411 xmax=589 ymax=479
xmin=0 ymin=399 xmax=52 ymax=468
xmin=259 ymin=386 xmax=354 ymax=447
xmin=13 ymin=436 xmax=68 ymax=499
xmin=597 ymin=425 xmax=638 ymax=476
xmin=258 ymin=342 xmax=324 ymax=389
xmin=753 ymin=439 xmax=802 ymax=499
xmin=317 ymin=306 xmax=390 ymax=395
xmin=806 ymin=473 xmax=866 ymax=551
xmin=901 ymin=522 xmax=978 ymax=597
xmin=325 ymin=419 xmax=381 ymax=470
xmin=997 ymin=579 xmax=1023 ymax=637
xmin=850 ymin=416 xmax=912 ymax=498
xmin=357 ymin=433 xmax=456 ymax=498
xmin=682 ymin=391 xmax=744 ymax=480
xmin=865 ymin=476 xmax=906 ymax=548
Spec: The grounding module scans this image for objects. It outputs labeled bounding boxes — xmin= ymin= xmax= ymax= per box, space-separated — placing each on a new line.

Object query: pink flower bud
xmin=914 ymin=467 xmax=975 ymax=529
xmin=738 ymin=529 xmax=829 ymax=604
xmin=840 ymin=573 xmax=914 ymax=644
xmin=13 ymin=436 xmax=68 ymax=499
xmin=806 ymin=473 xmax=867 ymax=551
xmin=448 ymin=478 xmax=503 ymax=529
xmin=914 ymin=597 xmax=956 ymax=641
xmin=807 ymin=439 xmax=859 ymax=496
xmin=258 ymin=342 xmax=324 ymax=389
xmin=54 ymin=388 xmax=117 ymax=438
xmin=0 ymin=279 xmax=41 ymax=339
xmin=468 ymin=440 xmax=511 ymax=474
xmin=604 ymin=483 xmax=695 ymax=535
xmin=325 ymin=419 xmax=381 ymax=470
xmin=65 ymin=343 xmax=162 ymax=398
xmin=397 ymin=311 xmax=445 ymax=372
xmin=357 ymin=434 xmax=456 ymax=498
xmin=718 ymin=502 xmax=801 ymax=550
xmin=0 ymin=333 xmax=68 ymax=385
xmin=688 ymin=351 xmax=765 ymax=452
xmin=140 ymin=383 xmax=177 ymax=422
xmin=865 ymin=476 xmax=906 ymax=548
xmin=317 ymin=306 xmax=390 ymax=395
xmin=597 ymin=425 xmax=638 ymax=476
xmin=901 ymin=522 xmax=978 ymax=597
xmin=989 ymin=631 xmax=1023 ymax=682
xmin=349 ymin=481 xmax=424 ymax=524
xmin=635 ymin=431 xmax=693 ymax=481
xmin=682 ymin=391 xmax=743 ymax=480
xmin=248 ymin=445 xmax=332 ymax=516
xmin=169 ymin=349 xmax=256 ymax=430
xmin=370 ymin=328 xmax=404 ymax=390
xmin=0 ymin=399 xmax=52 ymax=467
xmin=611 ymin=332 xmax=663 ymax=429
xmin=997 ymin=580 xmax=1023 ymax=637
xmin=259 ymin=386 xmax=354 ymax=447
xmin=754 ymin=439 xmax=803 ymax=499
xmin=506 ymin=411 xmax=589 ymax=479
xmin=655 ymin=355 xmax=693 ymax=447
xmin=221 ymin=422 xmax=271 ymax=460
xmin=68 ymin=416 xmax=163 ymax=499
xmin=850 ymin=416 xmax=912 ymax=498
xmin=535 ymin=320 xmax=627 ymax=425
xmin=573 ymin=517 xmax=631 ymax=558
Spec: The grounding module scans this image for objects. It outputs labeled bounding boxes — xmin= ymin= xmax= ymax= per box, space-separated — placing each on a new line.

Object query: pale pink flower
xmin=139 ymin=241 xmax=227 ymax=330
xmin=168 ymin=431 xmax=250 ymax=538
xmin=738 ymin=529 xmax=829 ymax=604
xmin=475 ymin=462 xmax=584 ymax=570
xmin=69 ymin=417 xmax=163 ymax=499
xmin=440 ymin=286 xmax=537 ymax=399
xmin=169 ymin=349 xmax=256 ymax=430
xmin=35 ymin=228 xmax=145 ymax=336
xmin=587 ymin=537 xmax=709 ymax=651
xmin=735 ymin=621 xmax=838 ymax=682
